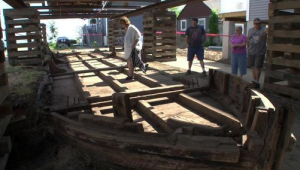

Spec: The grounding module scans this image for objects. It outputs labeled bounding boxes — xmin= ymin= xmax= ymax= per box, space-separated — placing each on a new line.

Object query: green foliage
xmin=93 ymin=41 xmax=99 ymax=51
xmin=208 ymin=9 xmax=219 ymax=44
xmin=169 ymin=5 xmax=185 ymax=17
xmin=49 ymin=21 xmax=58 ymax=43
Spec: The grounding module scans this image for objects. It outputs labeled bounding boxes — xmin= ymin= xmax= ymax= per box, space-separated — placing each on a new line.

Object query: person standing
xmin=185 ymin=18 xmax=207 ymax=75
xmin=119 ymin=16 xmax=148 ymax=80
xmin=230 ymin=26 xmax=247 ymax=77
xmin=247 ymin=18 xmax=268 ymax=88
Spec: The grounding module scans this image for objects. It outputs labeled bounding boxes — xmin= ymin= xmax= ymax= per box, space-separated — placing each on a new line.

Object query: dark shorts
xmin=248 ymin=54 xmax=265 ymax=68
xmin=187 ymin=47 xmax=204 ymax=61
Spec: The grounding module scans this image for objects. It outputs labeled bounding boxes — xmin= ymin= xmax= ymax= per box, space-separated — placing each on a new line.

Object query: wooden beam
xmin=136 ymin=100 xmax=173 ymax=133
xmin=167 ymin=118 xmax=227 ymax=136
xmin=78 ymin=114 xmax=144 ymax=132
xmin=40 ymin=14 xmax=113 ymax=19
xmin=24 ymin=0 xmax=159 ymax=2
xmin=50 ymin=66 xmax=126 ymax=77
xmin=177 ymin=94 xmax=241 ymax=130
xmin=245 ymin=96 xmax=261 ymax=129
xmin=31 ymin=5 xmax=140 ymax=10
xmin=250 ymin=109 xmax=268 ymax=137
xmin=3 ymin=0 xmax=27 ymax=8
xmin=111 ymin=0 xmax=201 ymax=19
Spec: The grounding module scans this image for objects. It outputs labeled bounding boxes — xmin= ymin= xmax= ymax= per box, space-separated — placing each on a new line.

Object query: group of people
xmin=186 ymin=17 xmax=267 ymax=88
xmin=120 ymin=16 xmax=267 ymax=88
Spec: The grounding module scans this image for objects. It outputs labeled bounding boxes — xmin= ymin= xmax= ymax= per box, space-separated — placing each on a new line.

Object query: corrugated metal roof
xmin=178 ymin=1 xmax=212 ymax=19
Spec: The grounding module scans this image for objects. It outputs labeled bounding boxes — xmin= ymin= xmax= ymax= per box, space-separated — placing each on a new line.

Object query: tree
xmin=169 ymin=5 xmax=185 ymax=17
xmin=208 ymin=9 xmax=219 ymax=46
xmin=49 ymin=21 xmax=58 ymax=43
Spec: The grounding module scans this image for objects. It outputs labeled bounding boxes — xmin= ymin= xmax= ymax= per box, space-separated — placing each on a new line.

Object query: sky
xmin=0 ymin=0 xmax=88 ymax=41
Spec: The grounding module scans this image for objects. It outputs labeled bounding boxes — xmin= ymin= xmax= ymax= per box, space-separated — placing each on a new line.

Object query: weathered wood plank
xmin=6 ymin=26 xmax=41 ymax=33
xmin=264 ymin=83 xmax=300 ymax=99
xmin=7 ymin=42 xmax=42 ymax=49
xmin=177 ymin=94 xmax=241 ymax=130
xmin=245 ymin=96 xmax=261 ymax=129
xmin=5 ymin=19 xmax=40 ymax=25
xmin=79 ymin=114 xmax=144 ymax=132
xmin=136 ymin=100 xmax=173 ymax=133
xmin=7 ymin=35 xmax=42 ymax=41
xmin=0 ymin=86 xmax=9 ymax=105
xmin=50 ymin=66 xmax=126 ymax=77
xmin=0 ymin=73 xmax=8 ymax=86
xmin=270 ymin=58 xmax=300 ymax=69
xmin=250 ymin=109 xmax=268 ymax=137
xmin=8 ymin=51 xmax=42 ymax=58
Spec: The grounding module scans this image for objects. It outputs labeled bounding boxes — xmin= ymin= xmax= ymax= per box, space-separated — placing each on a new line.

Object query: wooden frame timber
xmin=4 ymin=8 xmax=43 ymax=66
xmin=47 ymin=51 xmax=296 ymax=169
xmin=264 ymin=0 xmax=300 ymax=100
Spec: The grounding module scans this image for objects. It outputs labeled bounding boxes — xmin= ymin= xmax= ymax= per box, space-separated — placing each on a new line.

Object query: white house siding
xmin=249 ymin=0 xmax=269 ymax=21
xmin=221 ymin=0 xmax=247 ymax=13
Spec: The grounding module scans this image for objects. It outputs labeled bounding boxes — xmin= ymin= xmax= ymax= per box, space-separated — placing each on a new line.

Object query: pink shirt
xmin=231 ymin=34 xmax=247 ymax=54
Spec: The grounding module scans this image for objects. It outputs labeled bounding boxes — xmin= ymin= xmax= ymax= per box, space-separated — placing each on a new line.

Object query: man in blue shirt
xmin=185 ymin=18 xmax=207 ymax=75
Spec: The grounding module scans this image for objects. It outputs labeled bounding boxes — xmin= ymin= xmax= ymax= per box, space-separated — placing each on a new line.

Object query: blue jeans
xmin=187 ymin=47 xmax=204 ymax=61
xmin=231 ymin=53 xmax=247 ymax=76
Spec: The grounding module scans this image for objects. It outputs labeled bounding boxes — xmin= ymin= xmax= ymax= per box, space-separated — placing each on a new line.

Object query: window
xmin=181 ymin=20 xmax=187 ymax=31
xmin=198 ymin=18 xmax=206 ymax=29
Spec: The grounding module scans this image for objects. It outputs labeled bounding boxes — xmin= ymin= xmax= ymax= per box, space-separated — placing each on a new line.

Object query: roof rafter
xmin=111 ymin=0 xmax=203 ymax=19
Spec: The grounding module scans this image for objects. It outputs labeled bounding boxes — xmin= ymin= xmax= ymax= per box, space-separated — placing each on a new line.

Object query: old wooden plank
xmin=221 ymin=74 xmax=229 ymax=95
xmin=245 ymin=96 xmax=261 ymax=129
xmin=78 ymin=114 xmax=144 ymax=132
xmin=273 ymin=105 xmax=297 ymax=170
xmin=7 ymin=35 xmax=42 ymax=41
xmin=269 ymin=30 xmax=300 ymax=38
xmin=5 ymin=19 xmax=40 ymax=25
xmin=50 ymin=66 xmax=126 ymax=77
xmin=250 ymin=109 xmax=268 ymax=137
xmin=167 ymin=118 xmax=226 ymax=136
xmin=6 ymin=26 xmax=41 ymax=33
xmin=269 ymin=1 xmax=300 ymax=10
xmin=177 ymin=94 xmax=241 ymax=130
xmin=4 ymin=9 xmax=39 ymax=16
xmin=269 ymin=15 xmax=300 ymax=24
xmin=136 ymin=100 xmax=173 ymax=133
xmin=264 ymin=83 xmax=300 ymax=99
xmin=58 ymin=122 xmax=240 ymax=163
xmin=265 ymin=70 xmax=300 ymax=83
xmin=7 ymin=42 xmax=42 ymax=49
xmin=268 ymin=44 xmax=300 ymax=53
xmin=8 ymin=51 xmax=42 ymax=58
xmin=0 ymin=136 xmax=12 ymax=154
xmin=50 ymin=101 xmax=113 ymax=113
xmin=112 ymin=93 xmax=132 ymax=121
xmin=271 ymin=58 xmax=300 ymax=69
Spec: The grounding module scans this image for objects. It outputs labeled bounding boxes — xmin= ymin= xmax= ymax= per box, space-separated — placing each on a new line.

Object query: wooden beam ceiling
xmin=31 ymin=5 xmax=140 ymax=10
xmin=111 ymin=0 xmax=203 ymax=19
xmin=22 ymin=0 xmax=159 ymax=2
xmin=39 ymin=14 xmax=111 ymax=19
xmin=3 ymin=0 xmax=27 ymax=8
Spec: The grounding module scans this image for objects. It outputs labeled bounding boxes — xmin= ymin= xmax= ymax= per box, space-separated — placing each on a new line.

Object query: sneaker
xmin=202 ymin=71 xmax=207 ymax=75
xmin=125 ymin=76 xmax=133 ymax=80
xmin=186 ymin=70 xmax=192 ymax=75
xmin=143 ymin=64 xmax=149 ymax=74
xmin=252 ymin=80 xmax=260 ymax=89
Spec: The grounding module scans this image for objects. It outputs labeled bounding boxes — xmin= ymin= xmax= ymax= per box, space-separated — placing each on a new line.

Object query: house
xmin=177 ymin=1 xmax=220 ymax=32
xmin=176 ymin=0 xmax=221 ymax=48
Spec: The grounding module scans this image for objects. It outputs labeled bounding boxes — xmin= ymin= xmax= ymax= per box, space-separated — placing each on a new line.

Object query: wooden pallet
xmin=108 ymin=20 xmax=124 ymax=51
xmin=4 ymin=9 xmax=43 ymax=66
xmin=264 ymin=0 xmax=300 ymax=100
xmin=143 ymin=10 xmax=177 ymax=61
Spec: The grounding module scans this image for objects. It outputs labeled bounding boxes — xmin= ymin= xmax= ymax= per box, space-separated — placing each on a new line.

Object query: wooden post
xmin=112 ymin=93 xmax=132 ymax=122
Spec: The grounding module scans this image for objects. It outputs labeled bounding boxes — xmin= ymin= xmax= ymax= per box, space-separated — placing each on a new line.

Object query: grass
xmin=6 ymin=63 xmax=46 ymax=104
